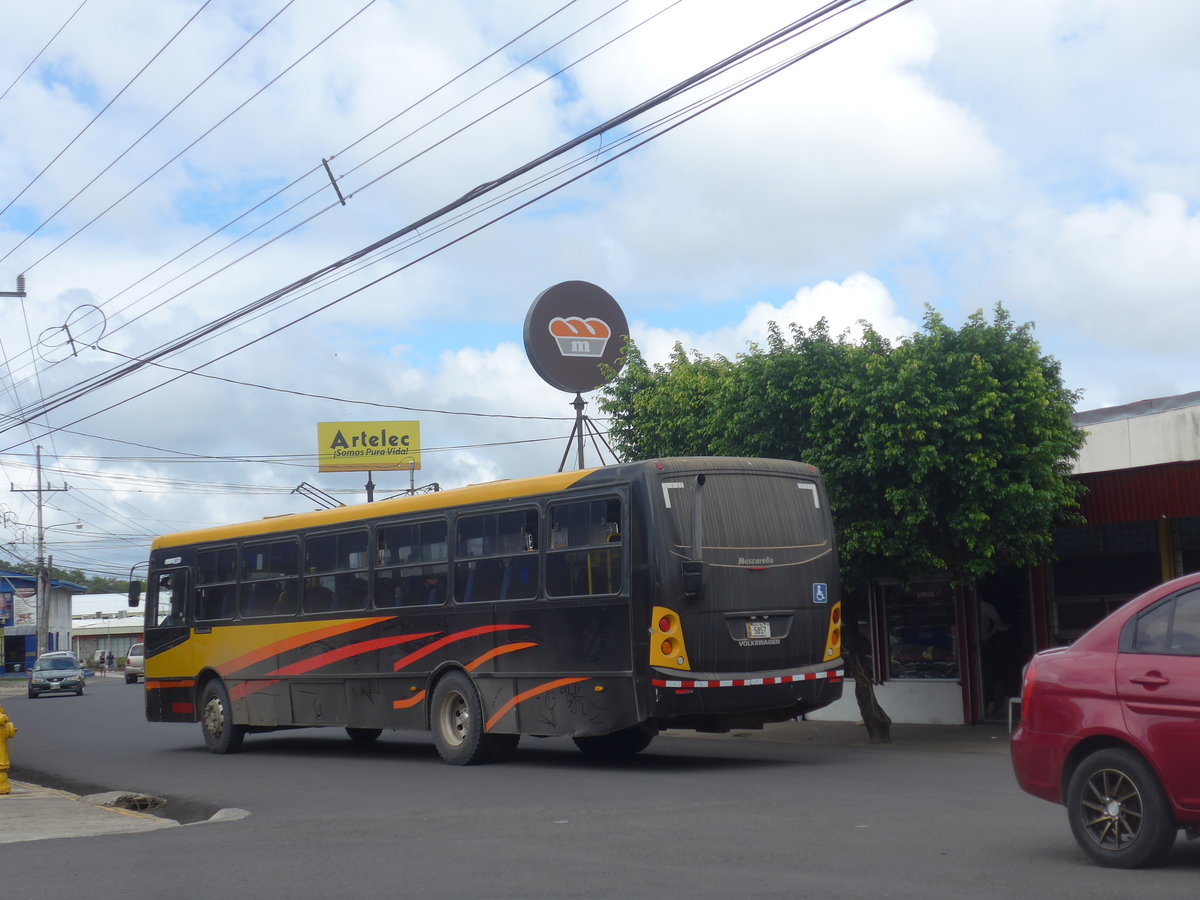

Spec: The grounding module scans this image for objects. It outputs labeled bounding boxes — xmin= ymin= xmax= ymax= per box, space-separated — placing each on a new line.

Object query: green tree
xmin=600 ymin=304 xmax=1085 ymax=739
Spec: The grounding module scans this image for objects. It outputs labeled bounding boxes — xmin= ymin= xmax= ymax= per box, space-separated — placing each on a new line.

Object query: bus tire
xmin=200 ymin=679 xmax=245 ymax=754
xmin=573 ymin=725 xmax=656 ymax=759
xmin=430 ymin=671 xmax=497 ymax=765
xmin=346 ymin=727 xmax=383 ymax=744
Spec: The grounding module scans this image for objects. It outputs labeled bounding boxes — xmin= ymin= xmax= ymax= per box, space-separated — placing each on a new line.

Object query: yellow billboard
xmin=317 ymin=421 xmax=420 ymax=473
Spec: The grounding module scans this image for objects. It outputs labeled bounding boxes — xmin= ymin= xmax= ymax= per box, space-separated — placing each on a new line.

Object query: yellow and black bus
xmin=131 ymin=457 xmax=843 ymax=764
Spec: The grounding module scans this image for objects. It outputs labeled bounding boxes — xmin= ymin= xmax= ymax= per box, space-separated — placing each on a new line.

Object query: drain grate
xmin=84 ymin=791 xmax=167 ymax=813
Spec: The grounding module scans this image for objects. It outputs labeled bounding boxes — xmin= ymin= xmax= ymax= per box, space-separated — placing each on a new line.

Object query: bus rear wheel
xmin=573 ymin=725 xmax=656 ymax=758
xmin=430 ymin=671 xmax=499 ymax=765
xmin=200 ymin=679 xmax=245 ymax=754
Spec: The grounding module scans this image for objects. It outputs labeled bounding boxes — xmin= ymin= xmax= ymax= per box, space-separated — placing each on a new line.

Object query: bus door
xmin=655 ymin=467 xmax=839 ymax=674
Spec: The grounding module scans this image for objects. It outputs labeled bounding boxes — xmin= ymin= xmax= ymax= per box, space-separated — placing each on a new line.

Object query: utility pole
xmin=11 ymin=445 xmax=68 ymax=656
xmin=0 ymin=275 xmax=26 ymax=299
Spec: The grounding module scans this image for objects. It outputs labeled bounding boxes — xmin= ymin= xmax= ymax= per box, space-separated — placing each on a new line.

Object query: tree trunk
xmin=842 ymin=586 xmax=892 ymax=743
xmin=848 ymin=650 xmax=891 ymax=743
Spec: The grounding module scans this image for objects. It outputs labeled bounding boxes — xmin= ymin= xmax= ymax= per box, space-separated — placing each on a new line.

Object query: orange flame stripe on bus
xmin=392 ymin=691 xmax=426 ymax=710
xmin=392 ymin=624 xmax=530 ymax=671
xmin=391 ymin=643 xmax=538 ymax=710
xmin=146 ymin=678 xmax=196 ymax=691
xmin=484 ymin=676 xmax=589 ymax=732
xmin=216 ymin=617 xmax=396 ymax=676
xmin=465 ymin=642 xmax=538 ymax=672
xmin=268 ymin=632 xmax=440 ymax=677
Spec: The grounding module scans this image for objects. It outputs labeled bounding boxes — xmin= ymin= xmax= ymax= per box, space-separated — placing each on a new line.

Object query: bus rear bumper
xmin=648 ymin=662 xmax=843 ymax=731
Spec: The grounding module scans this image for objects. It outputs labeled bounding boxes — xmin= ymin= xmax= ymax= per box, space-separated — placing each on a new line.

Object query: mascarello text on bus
xmin=130 ymin=457 xmax=844 ymax=764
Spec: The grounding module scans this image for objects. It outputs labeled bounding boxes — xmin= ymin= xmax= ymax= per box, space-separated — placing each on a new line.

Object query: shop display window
xmin=883 ymin=581 xmax=959 ymax=680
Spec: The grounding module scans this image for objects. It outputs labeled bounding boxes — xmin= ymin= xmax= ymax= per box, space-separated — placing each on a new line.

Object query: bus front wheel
xmin=430 ymin=671 xmax=498 ymax=765
xmin=200 ymin=679 xmax=246 ymax=754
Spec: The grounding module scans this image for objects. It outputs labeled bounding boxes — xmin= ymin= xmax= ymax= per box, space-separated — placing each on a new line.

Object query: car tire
xmin=1066 ymin=747 xmax=1177 ymax=868
xmin=125 ymin=674 xmax=136 ymax=684
xmin=27 ymin=689 xmax=36 ymax=699
xmin=199 ymin=679 xmax=246 ymax=754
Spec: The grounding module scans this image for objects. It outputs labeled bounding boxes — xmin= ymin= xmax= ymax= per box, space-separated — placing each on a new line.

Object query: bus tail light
xmin=650 ymin=605 xmax=691 ymax=670
xmin=823 ymin=601 xmax=842 ymax=660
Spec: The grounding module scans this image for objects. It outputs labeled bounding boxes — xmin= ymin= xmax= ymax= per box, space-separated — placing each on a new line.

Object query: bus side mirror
xmin=681 ymin=561 xmax=704 ymax=602
xmin=128 ymin=580 xmax=142 ymax=608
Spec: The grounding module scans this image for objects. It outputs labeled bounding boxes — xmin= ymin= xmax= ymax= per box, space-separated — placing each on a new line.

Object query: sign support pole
xmin=573 ymin=393 xmax=586 ymax=470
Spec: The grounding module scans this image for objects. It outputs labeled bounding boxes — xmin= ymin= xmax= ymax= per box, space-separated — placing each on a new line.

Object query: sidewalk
xmin=1 ymin=781 xmax=180 ymax=843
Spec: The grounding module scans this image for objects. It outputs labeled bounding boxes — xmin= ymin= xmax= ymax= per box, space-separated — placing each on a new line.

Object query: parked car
xmin=1011 ymin=571 xmax=1200 ymax=868
xmin=27 ymin=652 xmax=86 ymax=698
xmin=125 ymin=642 xmax=145 ymax=684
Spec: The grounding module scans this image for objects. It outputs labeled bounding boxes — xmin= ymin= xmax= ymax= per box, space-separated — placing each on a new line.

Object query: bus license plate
xmin=747 ymin=621 xmax=771 ymax=639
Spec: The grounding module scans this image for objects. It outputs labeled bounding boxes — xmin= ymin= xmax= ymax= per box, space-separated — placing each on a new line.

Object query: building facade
xmin=0 ymin=571 xmax=88 ymax=671
xmin=812 ymin=390 xmax=1200 ymax=726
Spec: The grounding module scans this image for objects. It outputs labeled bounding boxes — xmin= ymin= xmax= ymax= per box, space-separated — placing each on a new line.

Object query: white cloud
xmin=2 ymin=0 xmax=1200 ymax=575
xmin=1008 ymin=193 xmax=1200 ymax=348
xmin=633 ymin=272 xmax=916 ymax=364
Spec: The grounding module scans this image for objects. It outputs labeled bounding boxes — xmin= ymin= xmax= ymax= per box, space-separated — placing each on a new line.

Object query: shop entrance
xmin=974 ymin=569 xmax=1033 ymax=723
xmin=3 ymin=634 xmax=33 ymax=673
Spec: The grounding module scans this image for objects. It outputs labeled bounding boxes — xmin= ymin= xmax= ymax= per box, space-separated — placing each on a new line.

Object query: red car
xmin=1011 ymin=571 xmax=1200 ymax=867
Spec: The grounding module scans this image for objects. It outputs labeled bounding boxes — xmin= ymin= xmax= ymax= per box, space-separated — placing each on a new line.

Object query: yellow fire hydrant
xmin=0 ymin=703 xmax=16 ymax=795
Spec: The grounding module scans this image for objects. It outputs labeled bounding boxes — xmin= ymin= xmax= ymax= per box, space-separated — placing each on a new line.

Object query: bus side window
xmin=196 ymin=547 xmax=236 ymax=621
xmin=453 ymin=508 xmax=538 ymax=603
xmin=303 ymin=529 xmax=367 ymax=614
xmin=546 ymin=498 xmax=622 ymax=598
xmin=375 ymin=519 xmax=449 ymax=609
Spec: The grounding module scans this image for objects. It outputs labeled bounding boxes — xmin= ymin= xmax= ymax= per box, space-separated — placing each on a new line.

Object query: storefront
xmin=0 ymin=571 xmax=87 ymax=671
xmin=813 ymin=390 xmax=1200 ymax=726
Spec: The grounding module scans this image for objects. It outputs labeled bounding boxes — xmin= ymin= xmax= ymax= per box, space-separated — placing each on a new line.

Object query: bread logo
xmin=548 ymin=316 xmax=611 ymax=358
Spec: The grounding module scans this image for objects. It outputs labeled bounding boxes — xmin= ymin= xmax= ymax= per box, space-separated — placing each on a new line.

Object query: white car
xmin=125 ymin=643 xmax=145 ymax=684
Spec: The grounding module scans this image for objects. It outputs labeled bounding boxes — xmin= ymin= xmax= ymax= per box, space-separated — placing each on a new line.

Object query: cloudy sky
xmin=0 ymin=0 xmax=1197 ymax=579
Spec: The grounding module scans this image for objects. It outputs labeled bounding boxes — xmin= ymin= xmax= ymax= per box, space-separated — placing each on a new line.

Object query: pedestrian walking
xmin=98 ymin=652 xmax=107 ymax=677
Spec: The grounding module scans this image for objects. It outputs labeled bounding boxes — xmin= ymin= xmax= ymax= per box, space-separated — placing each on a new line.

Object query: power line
xmin=0 ymin=0 xmax=218 ymax=221
xmin=2 ymin=0 xmax=382 ymax=274
xmin=2 ymin=1 xmax=873 ymax=440
xmin=0 ymin=0 xmax=628 ymax=394
xmin=92 ymin=344 xmax=584 ymax=420
xmin=0 ymin=0 xmax=646 ymax=393
xmin=0 ymin=0 xmax=89 ymax=104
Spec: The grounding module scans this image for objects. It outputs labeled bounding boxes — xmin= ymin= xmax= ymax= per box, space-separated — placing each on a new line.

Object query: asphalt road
xmin=2 ymin=675 xmax=1199 ymax=899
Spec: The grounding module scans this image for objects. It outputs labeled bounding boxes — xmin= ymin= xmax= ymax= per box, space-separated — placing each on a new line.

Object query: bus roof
xmin=147 ymin=457 xmax=822 ymax=551
xmin=150 ymin=467 xmax=600 ymax=551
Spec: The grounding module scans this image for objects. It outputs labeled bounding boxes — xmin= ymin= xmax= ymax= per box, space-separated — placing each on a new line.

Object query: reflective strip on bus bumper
xmin=651 ymin=669 xmax=843 ymax=688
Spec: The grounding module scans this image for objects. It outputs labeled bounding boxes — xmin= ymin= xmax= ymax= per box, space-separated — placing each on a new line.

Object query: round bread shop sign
xmin=523 ymin=281 xmax=629 ymax=394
